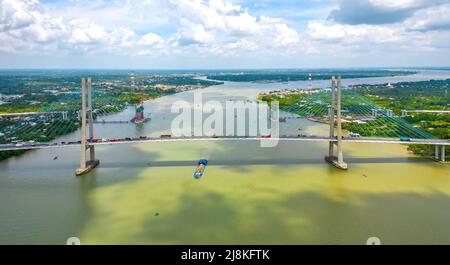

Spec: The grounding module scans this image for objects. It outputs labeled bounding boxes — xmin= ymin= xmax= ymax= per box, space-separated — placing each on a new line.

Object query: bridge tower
xmin=75 ymin=77 xmax=99 ymax=176
xmin=325 ymin=76 xmax=348 ymax=170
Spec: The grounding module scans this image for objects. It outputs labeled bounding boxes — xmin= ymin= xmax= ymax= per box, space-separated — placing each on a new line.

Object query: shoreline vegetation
xmin=207 ymin=70 xmax=416 ymax=83
xmin=0 ymin=71 xmax=223 ymax=160
xmin=259 ymin=78 xmax=449 ymax=159
xmin=352 ymin=79 xmax=449 ymax=157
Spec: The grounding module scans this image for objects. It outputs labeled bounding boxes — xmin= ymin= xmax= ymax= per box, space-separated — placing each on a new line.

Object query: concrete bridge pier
xmin=434 ymin=145 xmax=447 ymax=163
xmin=435 ymin=145 xmax=439 ymax=160
xmin=75 ymin=77 xmax=99 ymax=176
xmin=325 ymin=76 xmax=348 ymax=170
xmin=61 ymin=111 xmax=68 ymax=120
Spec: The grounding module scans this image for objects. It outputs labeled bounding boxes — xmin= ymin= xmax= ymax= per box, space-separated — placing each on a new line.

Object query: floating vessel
xmin=193 ymin=159 xmax=208 ymax=179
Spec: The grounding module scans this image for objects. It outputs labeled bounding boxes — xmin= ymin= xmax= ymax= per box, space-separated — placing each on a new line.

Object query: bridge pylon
xmin=75 ymin=77 xmax=99 ymax=176
xmin=325 ymin=76 xmax=348 ymax=170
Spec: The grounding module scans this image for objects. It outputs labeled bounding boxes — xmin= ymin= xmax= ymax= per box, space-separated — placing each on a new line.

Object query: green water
xmin=1 ymin=73 xmax=450 ymax=244
xmin=80 ymin=141 xmax=450 ymax=244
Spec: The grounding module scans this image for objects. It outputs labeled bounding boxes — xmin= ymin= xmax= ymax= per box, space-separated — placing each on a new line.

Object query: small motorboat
xmin=193 ymin=159 xmax=208 ymax=179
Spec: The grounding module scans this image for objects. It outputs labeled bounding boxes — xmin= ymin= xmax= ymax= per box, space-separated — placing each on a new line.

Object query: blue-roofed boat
xmin=193 ymin=159 xmax=208 ymax=179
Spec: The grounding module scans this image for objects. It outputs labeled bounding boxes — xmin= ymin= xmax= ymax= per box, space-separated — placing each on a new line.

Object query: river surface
xmin=0 ymin=70 xmax=449 ymax=244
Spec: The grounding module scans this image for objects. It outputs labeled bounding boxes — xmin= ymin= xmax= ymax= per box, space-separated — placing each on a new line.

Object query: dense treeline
xmin=0 ymin=70 xmax=219 ymax=94
xmin=0 ymin=150 xmax=26 ymax=160
xmin=0 ymin=118 xmax=80 ymax=161
xmin=207 ymin=70 xmax=415 ymax=83
xmin=354 ymin=79 xmax=450 ymax=96
xmin=342 ymin=118 xmax=426 ymax=138
xmin=354 ymin=79 xmax=449 ymax=158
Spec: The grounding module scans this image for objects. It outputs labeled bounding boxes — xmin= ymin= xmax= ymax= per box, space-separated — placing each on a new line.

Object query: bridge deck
xmin=0 ymin=111 xmax=66 ymax=117
xmin=1 ymin=136 xmax=449 ymax=151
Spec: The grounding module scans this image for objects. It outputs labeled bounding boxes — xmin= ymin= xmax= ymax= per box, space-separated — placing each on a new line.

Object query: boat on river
xmin=193 ymin=159 xmax=208 ymax=179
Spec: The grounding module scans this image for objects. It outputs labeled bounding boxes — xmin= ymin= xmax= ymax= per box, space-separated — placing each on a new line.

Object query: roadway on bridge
xmin=1 ymin=135 xmax=449 ymax=151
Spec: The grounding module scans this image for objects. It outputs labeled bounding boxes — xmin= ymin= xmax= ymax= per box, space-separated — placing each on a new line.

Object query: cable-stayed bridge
xmin=0 ymin=76 xmax=448 ymax=175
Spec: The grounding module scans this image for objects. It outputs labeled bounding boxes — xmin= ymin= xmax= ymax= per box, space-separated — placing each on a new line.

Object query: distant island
xmin=207 ymin=69 xmax=416 ymax=83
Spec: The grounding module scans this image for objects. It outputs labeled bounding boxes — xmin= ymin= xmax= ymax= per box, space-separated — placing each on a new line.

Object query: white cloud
xmin=0 ymin=0 xmax=38 ymax=31
xmin=0 ymin=31 xmax=22 ymax=52
xmin=305 ymin=17 xmax=450 ymax=57
xmin=329 ymin=0 xmax=449 ymax=25
xmin=305 ymin=0 xmax=450 ymax=57
xmin=176 ymin=18 xmax=215 ymax=45
xmin=3 ymin=0 xmax=302 ymax=57
xmin=0 ymin=0 xmax=449 ymax=67
xmin=169 ymin=0 xmax=261 ymax=37
xmin=0 ymin=0 xmax=159 ymax=55
xmin=140 ymin=32 xmax=163 ymax=46
xmin=306 ymin=21 xmax=401 ymax=44
xmin=209 ymin=0 xmax=241 ymax=15
xmin=405 ymin=4 xmax=450 ymax=31
xmin=68 ymin=20 xmax=108 ymax=45
xmin=110 ymin=27 xmax=137 ymax=48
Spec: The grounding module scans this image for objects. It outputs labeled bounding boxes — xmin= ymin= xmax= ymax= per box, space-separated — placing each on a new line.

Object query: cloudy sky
xmin=1 ymin=0 xmax=450 ymax=68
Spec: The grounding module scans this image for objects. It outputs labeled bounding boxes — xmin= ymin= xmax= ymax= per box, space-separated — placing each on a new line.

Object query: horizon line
xmin=0 ymin=66 xmax=449 ymax=71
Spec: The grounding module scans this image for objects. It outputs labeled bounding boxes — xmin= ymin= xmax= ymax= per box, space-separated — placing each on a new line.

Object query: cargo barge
xmin=193 ymin=159 xmax=208 ymax=179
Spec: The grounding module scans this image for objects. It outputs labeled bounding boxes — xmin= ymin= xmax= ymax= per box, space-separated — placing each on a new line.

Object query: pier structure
xmin=434 ymin=145 xmax=447 ymax=163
